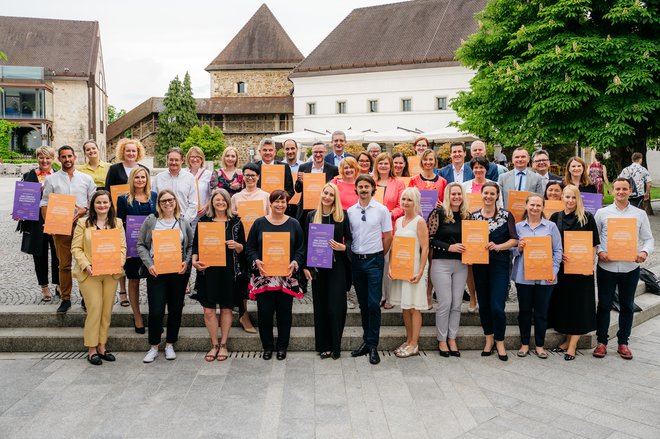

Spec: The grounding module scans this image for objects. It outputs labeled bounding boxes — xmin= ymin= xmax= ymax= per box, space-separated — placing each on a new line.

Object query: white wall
xmin=291 ymin=66 xmax=474 ymax=133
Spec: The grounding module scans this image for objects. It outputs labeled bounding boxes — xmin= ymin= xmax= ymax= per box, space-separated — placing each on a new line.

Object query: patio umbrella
xmin=272 ymin=130 xmax=324 ymax=145
xmin=317 ymin=129 xmax=372 ymax=143
xmin=363 ymin=128 xmax=418 ymax=143
xmin=419 ymin=127 xmax=478 ymax=143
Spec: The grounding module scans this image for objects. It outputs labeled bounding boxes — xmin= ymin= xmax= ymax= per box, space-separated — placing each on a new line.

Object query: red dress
xmin=378 ymin=177 xmax=405 ymax=227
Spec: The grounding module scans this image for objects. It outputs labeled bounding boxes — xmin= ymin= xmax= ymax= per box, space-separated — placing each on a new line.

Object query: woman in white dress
xmin=388 ymin=187 xmax=429 ymax=358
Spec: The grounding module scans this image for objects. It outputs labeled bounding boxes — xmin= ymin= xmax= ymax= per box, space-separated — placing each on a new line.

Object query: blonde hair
xmin=522 ymin=194 xmax=545 ymax=221
xmin=562 ymin=184 xmax=588 ymax=226
xmin=156 ymin=189 xmax=181 ymax=219
xmin=207 ymin=188 xmax=235 ymax=219
xmin=338 ymin=157 xmax=360 ymax=180
xmin=221 ymin=147 xmax=240 ymax=169
xmin=400 ymin=187 xmax=422 ymax=215
xmin=185 ymin=146 xmax=205 ymax=166
xmin=127 ymin=167 xmax=151 ymax=205
xmin=116 ymin=138 xmax=145 ymax=162
xmin=441 ymin=182 xmax=470 ymax=223
xmin=373 ymin=152 xmax=396 ymax=180
xmin=421 ymin=148 xmax=438 ymax=168
xmin=563 ymin=156 xmax=591 ymax=187
xmin=35 ymin=146 xmax=55 ymax=159
xmin=312 ymin=183 xmax=345 ymax=224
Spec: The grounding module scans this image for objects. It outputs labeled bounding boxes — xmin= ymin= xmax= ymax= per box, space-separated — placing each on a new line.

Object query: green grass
xmin=602 ymin=186 xmax=660 ymax=205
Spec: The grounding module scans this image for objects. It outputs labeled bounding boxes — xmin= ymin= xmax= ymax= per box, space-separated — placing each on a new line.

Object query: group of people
xmin=15 ymin=132 xmax=654 ymax=366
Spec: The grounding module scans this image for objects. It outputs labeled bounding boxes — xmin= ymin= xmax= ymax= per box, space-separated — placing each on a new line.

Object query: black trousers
xmin=256 ymin=291 xmax=293 ymax=351
xmin=33 ymin=233 xmax=59 ymax=287
xmin=313 ymin=265 xmax=347 ymax=355
xmin=516 ymin=283 xmax=554 ymax=347
xmin=146 ymin=273 xmax=188 ymax=346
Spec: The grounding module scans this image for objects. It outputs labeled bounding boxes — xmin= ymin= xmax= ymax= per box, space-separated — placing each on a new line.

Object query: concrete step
xmin=1 ymin=293 xmax=659 ymax=353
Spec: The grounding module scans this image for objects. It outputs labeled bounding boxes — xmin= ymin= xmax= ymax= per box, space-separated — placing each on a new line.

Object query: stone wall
xmin=210 ymin=69 xmax=293 ymax=97
xmin=51 ymin=80 xmax=89 ymax=163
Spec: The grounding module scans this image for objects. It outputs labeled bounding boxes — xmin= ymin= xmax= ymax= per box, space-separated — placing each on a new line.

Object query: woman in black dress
xmin=192 ymin=188 xmax=246 ymax=362
xmin=246 ymin=190 xmax=305 ymax=361
xmin=548 ymin=184 xmax=599 ymax=361
xmin=116 ymin=167 xmax=157 ymax=332
xmin=303 ymin=183 xmax=352 ymax=360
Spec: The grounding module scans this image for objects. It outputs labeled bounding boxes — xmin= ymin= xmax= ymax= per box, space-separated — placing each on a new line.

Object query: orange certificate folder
xmin=237 ymin=200 xmax=265 ymax=237
xmin=466 ymin=193 xmax=484 ymax=212
xmin=110 ymin=184 xmax=129 ymax=208
xmin=390 ymin=236 xmax=416 ymax=280
xmin=408 ymin=156 xmax=422 ymax=176
xmin=152 ymin=229 xmax=182 ymax=274
xmin=374 ymin=186 xmax=385 ymax=204
xmin=303 ymin=173 xmax=326 ymax=209
xmin=607 ymin=217 xmax=637 ymax=261
xmin=262 ymin=232 xmax=290 ymax=277
xmin=398 ymin=177 xmax=411 ymax=187
xmin=543 ymin=200 xmax=565 ymax=218
xmin=507 ymin=190 xmax=531 ymax=223
xmin=462 ymin=220 xmax=489 ymax=265
xmin=523 ymin=236 xmax=553 ymax=281
xmin=44 ymin=193 xmax=77 ymax=235
xmin=564 ymin=231 xmax=593 ymax=275
xmin=289 ymin=172 xmax=301 ymax=205
xmin=91 ymin=229 xmax=122 ymax=275
xmin=261 ymin=164 xmax=285 ymax=194
xmin=198 ymin=222 xmax=226 ymax=267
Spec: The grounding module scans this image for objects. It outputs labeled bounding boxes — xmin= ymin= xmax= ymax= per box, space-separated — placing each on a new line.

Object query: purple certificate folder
xmin=419 ymin=190 xmax=439 ymax=220
xmin=306 ymin=223 xmax=334 ymax=269
xmin=126 ymin=215 xmax=147 ymax=258
xmin=581 ymin=193 xmax=603 ymax=215
xmin=13 ymin=181 xmax=41 ymax=221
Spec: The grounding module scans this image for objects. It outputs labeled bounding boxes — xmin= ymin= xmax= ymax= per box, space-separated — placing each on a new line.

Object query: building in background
xmin=0 ymin=16 xmax=107 ymax=160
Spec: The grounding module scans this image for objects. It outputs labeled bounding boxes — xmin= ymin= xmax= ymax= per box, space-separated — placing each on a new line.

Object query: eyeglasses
xmin=358 ymin=159 xmax=371 ymax=163
xmin=159 ymin=198 xmax=176 ymax=205
xmin=244 ymin=174 xmax=258 ymax=179
xmin=533 ymin=159 xmax=549 ymax=163
xmin=360 ymin=209 xmax=366 ymax=222
xmin=189 ymin=156 xmax=202 ymax=161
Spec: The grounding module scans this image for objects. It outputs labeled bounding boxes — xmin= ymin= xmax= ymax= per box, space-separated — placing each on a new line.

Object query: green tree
xmin=181 ymin=124 xmax=226 ymax=162
xmin=452 ymin=0 xmax=659 ymax=172
xmin=107 ymin=104 xmax=126 ymax=124
xmin=156 ymin=73 xmax=198 ymax=166
xmin=0 ymin=120 xmax=17 ymax=160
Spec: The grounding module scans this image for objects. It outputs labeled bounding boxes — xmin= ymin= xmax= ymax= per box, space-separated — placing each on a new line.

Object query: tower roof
xmin=206 ymin=4 xmax=303 ymax=71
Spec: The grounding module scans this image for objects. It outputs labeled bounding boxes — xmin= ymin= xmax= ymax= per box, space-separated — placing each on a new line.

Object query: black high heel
xmin=481 ymin=346 xmax=494 ymax=357
xmin=133 ymin=318 xmax=145 ymax=334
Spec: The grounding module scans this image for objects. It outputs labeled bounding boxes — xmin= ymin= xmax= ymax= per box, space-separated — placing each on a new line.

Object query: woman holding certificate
xmin=470 ymin=182 xmax=518 ymax=361
xmin=331 ymin=157 xmax=360 ymax=210
xmin=116 ymin=167 xmax=157 ymax=333
xmin=192 ymin=189 xmax=246 ymax=362
xmin=246 ymin=190 xmax=305 ymax=361
xmin=511 ymin=194 xmax=563 ymax=359
xmin=388 ymin=188 xmax=429 ymax=358
xmin=302 ymin=183 xmax=352 ymax=360
xmin=137 ymin=189 xmax=194 ymax=363
xmin=71 ymin=190 xmax=126 ymax=365
xmin=547 ymin=185 xmax=599 ymax=360
xmin=409 ymin=149 xmax=447 ymax=206
xmin=563 ymin=157 xmax=597 ymax=193
xmin=427 ymin=183 xmax=469 ymax=357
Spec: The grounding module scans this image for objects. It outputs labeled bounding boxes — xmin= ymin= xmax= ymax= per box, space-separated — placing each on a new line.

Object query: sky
xmin=2 ymin=0 xmax=403 ymax=111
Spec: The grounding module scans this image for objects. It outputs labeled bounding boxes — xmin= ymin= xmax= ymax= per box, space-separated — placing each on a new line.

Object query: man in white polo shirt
xmin=152 ymin=147 xmax=198 ymax=222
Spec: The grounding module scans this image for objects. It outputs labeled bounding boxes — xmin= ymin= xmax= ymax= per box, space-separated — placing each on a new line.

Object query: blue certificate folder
xmin=306 ymin=223 xmax=334 ymax=269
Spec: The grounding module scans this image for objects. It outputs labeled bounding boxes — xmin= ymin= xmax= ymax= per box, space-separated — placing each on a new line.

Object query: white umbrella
xmin=317 ymin=129 xmax=371 ymax=143
xmin=420 ymin=127 xmax=478 ymax=143
xmin=272 ymin=130 xmax=324 ymax=145
xmin=363 ymin=128 xmax=418 ymax=143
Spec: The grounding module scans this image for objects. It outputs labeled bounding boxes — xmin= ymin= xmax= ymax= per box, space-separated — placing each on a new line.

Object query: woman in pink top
xmin=331 ymin=157 xmax=360 ymax=210
xmin=408 ymin=149 xmax=447 ymax=207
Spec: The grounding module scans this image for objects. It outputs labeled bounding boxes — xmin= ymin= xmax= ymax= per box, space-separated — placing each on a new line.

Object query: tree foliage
xmin=181 ymin=124 xmax=226 ymax=162
xmin=107 ymin=105 xmax=126 ymax=124
xmin=156 ymin=72 xmax=198 ymax=166
xmin=452 ymin=0 xmax=659 ymax=163
xmin=0 ymin=120 xmax=17 ymax=159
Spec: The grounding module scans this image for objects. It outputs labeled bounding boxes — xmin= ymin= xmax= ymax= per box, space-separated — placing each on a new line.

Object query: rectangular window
xmin=237 ymin=82 xmax=246 ymax=93
xmin=307 ymin=102 xmax=316 ymax=115
xmin=436 ymin=96 xmax=447 ymax=110
xmin=368 ymin=99 xmax=378 ymax=113
xmin=337 ymin=101 xmax=346 ymax=114
xmin=401 ymin=98 xmax=412 ymax=112
xmin=0 ymin=87 xmax=48 ymax=119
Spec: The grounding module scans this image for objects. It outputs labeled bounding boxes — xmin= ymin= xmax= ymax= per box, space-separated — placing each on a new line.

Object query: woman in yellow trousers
xmin=72 ymin=190 xmax=126 ymax=365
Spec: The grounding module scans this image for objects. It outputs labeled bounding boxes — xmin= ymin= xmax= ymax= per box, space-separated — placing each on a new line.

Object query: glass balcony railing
xmin=0 ymin=66 xmax=44 ymax=81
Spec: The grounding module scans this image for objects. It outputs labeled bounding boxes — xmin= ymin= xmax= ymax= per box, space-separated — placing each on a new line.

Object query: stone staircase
xmin=1 ymin=269 xmax=660 ymax=353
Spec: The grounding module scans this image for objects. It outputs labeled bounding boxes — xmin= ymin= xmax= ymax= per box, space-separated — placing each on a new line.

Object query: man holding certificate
xmin=254 ymin=138 xmax=294 ymax=198
xmin=593 ymin=178 xmax=654 ymax=360
xmin=40 ymin=145 xmax=96 ymax=313
xmin=348 ymin=175 xmax=393 ymax=365
xmin=293 ymin=142 xmax=338 ymax=221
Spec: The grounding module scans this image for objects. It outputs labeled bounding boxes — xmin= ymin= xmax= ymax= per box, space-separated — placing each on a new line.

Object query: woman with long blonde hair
xmin=302 ymin=183 xmax=352 ymax=359
xmin=211 ymin=146 xmax=244 ymax=196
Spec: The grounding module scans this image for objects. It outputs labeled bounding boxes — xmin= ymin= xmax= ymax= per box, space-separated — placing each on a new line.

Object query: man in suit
xmin=531 ymin=149 xmax=562 ymax=188
xmin=325 ymin=130 xmax=354 ymax=167
xmin=438 ymin=142 xmax=475 ymax=183
xmin=498 ymin=147 xmax=545 ymax=207
xmin=295 ymin=142 xmax=339 ymax=220
xmin=254 ymin=138 xmax=295 ymax=216
xmin=283 ymin=139 xmax=304 ymax=172
xmin=470 ymin=140 xmax=500 ymax=181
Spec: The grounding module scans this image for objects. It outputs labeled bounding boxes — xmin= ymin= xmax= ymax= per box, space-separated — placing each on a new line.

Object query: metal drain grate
xmin=381 ymin=350 xmax=429 ymax=357
xmin=228 ymin=351 xmax=265 ymax=359
xmin=42 ymin=351 xmax=87 ymax=360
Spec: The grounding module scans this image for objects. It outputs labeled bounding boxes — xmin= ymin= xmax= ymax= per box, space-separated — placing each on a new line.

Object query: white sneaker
xmin=165 ymin=344 xmax=176 ymax=360
xmin=143 ymin=347 xmax=158 ymax=363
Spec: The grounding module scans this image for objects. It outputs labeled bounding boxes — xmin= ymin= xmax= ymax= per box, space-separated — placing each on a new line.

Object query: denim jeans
xmin=473 ymin=258 xmax=510 ymax=341
xmin=516 ymin=283 xmax=554 ymax=347
xmin=596 ymin=266 xmax=640 ymax=345
xmin=352 ymin=254 xmax=384 ymax=348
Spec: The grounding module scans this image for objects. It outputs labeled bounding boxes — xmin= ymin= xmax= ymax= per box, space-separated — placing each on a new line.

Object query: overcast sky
xmin=3 ymin=0 xmax=403 ymax=111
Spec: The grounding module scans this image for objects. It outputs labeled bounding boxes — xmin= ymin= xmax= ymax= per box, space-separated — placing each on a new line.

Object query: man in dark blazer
xmin=498 ymin=147 xmax=545 ymax=207
xmin=469 ymin=140 xmax=500 ymax=181
xmin=531 ymin=149 xmax=562 ymax=188
xmin=438 ymin=142 xmax=475 ymax=183
xmin=295 ymin=142 xmax=339 ymax=220
xmin=324 ymin=130 xmax=354 ymax=167
xmin=254 ymin=138 xmax=295 ymax=216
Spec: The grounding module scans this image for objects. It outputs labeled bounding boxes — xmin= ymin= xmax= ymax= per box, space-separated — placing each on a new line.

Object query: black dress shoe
xmin=56 ymin=300 xmax=71 ymax=314
xmin=368 ymin=347 xmax=380 ymax=365
xmin=87 ymin=353 xmax=102 ymax=366
xmin=331 ymin=352 xmax=341 ymax=360
xmin=449 ymin=349 xmax=461 ymax=358
xmin=319 ymin=351 xmax=332 ymax=360
xmin=351 ymin=342 xmax=368 ymax=357
xmin=262 ymin=350 xmax=273 ymax=360
xmin=276 ymin=351 xmax=287 ymax=361
xmin=81 ymin=299 xmax=86 ymax=312
xmin=438 ymin=349 xmax=450 ymax=358
xmin=97 ymin=351 xmax=116 ymax=362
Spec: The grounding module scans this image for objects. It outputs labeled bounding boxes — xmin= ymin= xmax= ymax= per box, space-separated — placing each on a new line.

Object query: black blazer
xmin=254 ymin=160 xmax=294 ymax=198
xmin=294 ymin=162 xmax=339 ymax=220
xmin=324 ymin=152 xmax=354 ymax=166
xmin=547 ymin=172 xmax=562 ymax=181
xmin=104 ymin=162 xmax=150 ymax=190
xmin=17 ymin=169 xmax=46 ymax=255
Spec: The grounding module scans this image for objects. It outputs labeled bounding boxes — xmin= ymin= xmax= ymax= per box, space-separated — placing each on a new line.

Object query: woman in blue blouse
xmin=511 ymin=194 xmax=563 ymax=359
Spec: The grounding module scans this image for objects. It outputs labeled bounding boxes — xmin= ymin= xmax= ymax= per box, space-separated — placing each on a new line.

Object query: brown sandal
xmin=40 ymin=286 xmax=52 ymax=303
xmin=205 ymin=345 xmax=219 ymax=362
xmin=217 ymin=344 xmax=229 ymax=361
